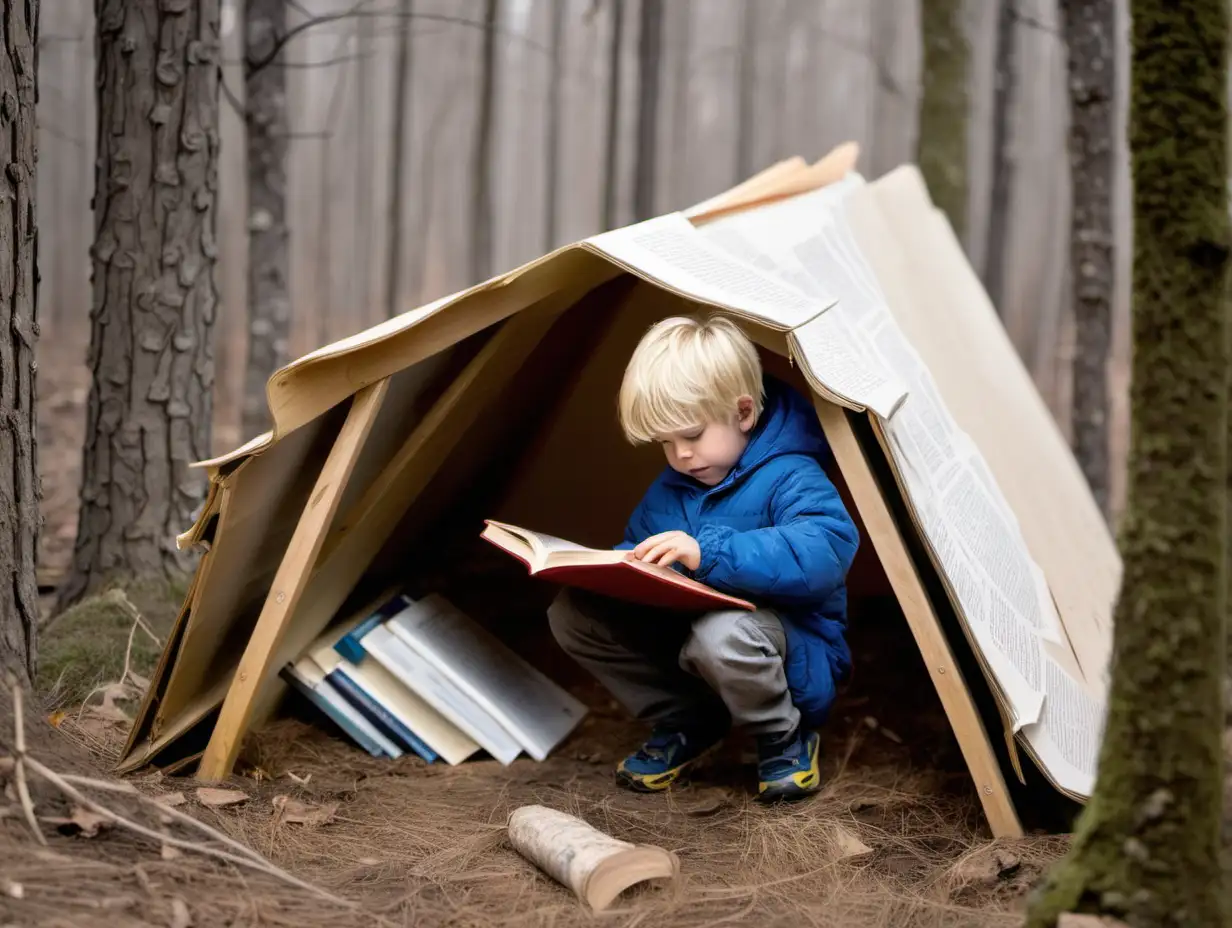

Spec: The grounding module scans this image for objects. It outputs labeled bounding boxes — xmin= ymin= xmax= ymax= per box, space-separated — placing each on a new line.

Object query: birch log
xmin=507 ymin=805 xmax=679 ymax=910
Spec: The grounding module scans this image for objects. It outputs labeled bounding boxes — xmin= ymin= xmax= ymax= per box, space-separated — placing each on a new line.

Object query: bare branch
xmin=245 ymin=4 xmax=550 ymax=78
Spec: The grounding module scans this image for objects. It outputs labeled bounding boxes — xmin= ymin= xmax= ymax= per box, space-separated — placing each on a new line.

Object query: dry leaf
xmin=170 ymin=896 xmax=192 ymax=928
xmin=157 ymin=791 xmax=187 ymax=808
xmin=127 ymin=670 xmax=151 ymax=691
xmin=161 ymin=843 xmax=183 ymax=861
xmin=195 ymin=787 xmax=248 ymax=808
xmin=833 ymin=824 xmax=873 ymax=859
xmin=46 ymin=804 xmax=112 ymax=838
xmin=272 ymin=794 xmax=337 ymax=827
xmin=286 ymin=771 xmax=311 ymax=785
xmin=3 ymin=879 xmax=24 ymax=899
xmin=47 ymin=710 xmax=68 ymax=728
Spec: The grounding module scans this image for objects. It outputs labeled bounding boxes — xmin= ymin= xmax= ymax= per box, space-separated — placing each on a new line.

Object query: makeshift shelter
xmin=119 ymin=145 xmax=1117 ymax=840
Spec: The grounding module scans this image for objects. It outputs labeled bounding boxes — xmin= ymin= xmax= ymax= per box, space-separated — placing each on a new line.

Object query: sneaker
xmin=756 ymin=728 xmax=822 ymax=802
xmin=615 ymin=725 xmax=725 ymax=793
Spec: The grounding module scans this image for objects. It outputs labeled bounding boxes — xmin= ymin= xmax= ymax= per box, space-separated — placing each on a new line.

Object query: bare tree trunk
xmin=354 ymin=11 xmax=374 ymax=326
xmin=917 ymin=0 xmax=969 ymax=241
xmin=386 ymin=0 xmax=414 ymax=319
xmin=983 ymin=0 xmax=1017 ymax=313
xmin=471 ymin=0 xmax=498 ymax=284
xmin=734 ymin=0 xmax=757 ymax=181
xmin=1062 ymin=0 xmax=1116 ymax=521
xmin=544 ymin=0 xmax=565 ymax=251
xmin=61 ymin=0 xmax=221 ymax=610
xmin=633 ymin=0 xmax=663 ymax=222
xmin=601 ymin=0 xmax=624 ymax=230
xmin=0 ymin=0 xmax=41 ymax=684
xmin=1026 ymin=0 xmax=1230 ymax=924
xmin=241 ymin=0 xmax=290 ymax=440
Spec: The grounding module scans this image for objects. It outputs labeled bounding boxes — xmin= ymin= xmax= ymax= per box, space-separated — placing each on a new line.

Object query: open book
xmin=481 ymin=520 xmax=754 ymax=612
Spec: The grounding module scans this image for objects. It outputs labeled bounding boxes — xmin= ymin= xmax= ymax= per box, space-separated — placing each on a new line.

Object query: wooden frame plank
xmin=197 ymin=379 xmax=391 ymax=781
xmin=815 ymin=401 xmax=1023 ymax=838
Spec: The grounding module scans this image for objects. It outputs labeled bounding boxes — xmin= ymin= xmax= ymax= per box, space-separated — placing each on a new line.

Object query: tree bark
xmin=0 ymin=0 xmax=41 ymax=685
xmin=632 ymin=0 xmax=662 ymax=223
xmin=917 ymin=0 xmax=969 ymax=241
xmin=544 ymin=0 xmax=564 ymax=251
xmin=1025 ymin=0 xmax=1230 ymax=924
xmin=1062 ymin=0 xmax=1116 ymax=522
xmin=983 ymin=0 xmax=1017 ymax=312
xmin=61 ymin=0 xmax=221 ymax=610
xmin=471 ymin=0 xmax=498 ymax=285
xmin=386 ymin=0 xmax=413 ymax=319
xmin=241 ymin=0 xmax=290 ymax=439
xmin=734 ymin=0 xmax=757 ymax=182
xmin=601 ymin=0 xmax=624 ymax=231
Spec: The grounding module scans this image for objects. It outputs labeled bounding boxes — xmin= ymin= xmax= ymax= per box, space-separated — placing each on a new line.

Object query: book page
xmin=585 ymin=214 xmax=828 ymax=330
xmin=1019 ymin=656 xmax=1105 ymax=797
xmin=789 ymin=311 xmax=908 ymax=418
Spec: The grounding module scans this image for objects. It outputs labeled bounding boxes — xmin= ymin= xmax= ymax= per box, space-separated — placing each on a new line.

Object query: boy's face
xmin=656 ymin=396 xmax=756 ymax=487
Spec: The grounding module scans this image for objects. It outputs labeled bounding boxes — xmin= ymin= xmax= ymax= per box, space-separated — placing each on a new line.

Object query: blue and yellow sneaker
xmin=615 ymin=725 xmax=725 ymax=793
xmin=756 ymin=729 xmax=822 ymax=802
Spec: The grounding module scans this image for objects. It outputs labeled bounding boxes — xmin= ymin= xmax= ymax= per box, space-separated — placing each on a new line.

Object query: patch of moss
xmin=37 ymin=576 xmax=186 ymax=709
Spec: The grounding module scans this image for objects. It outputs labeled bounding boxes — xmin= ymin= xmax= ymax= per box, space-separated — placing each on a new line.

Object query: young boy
xmin=547 ymin=314 xmax=860 ymax=802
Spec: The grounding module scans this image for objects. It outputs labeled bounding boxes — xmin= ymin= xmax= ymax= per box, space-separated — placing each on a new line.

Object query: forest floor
xmin=6 ymin=346 xmax=1073 ymax=926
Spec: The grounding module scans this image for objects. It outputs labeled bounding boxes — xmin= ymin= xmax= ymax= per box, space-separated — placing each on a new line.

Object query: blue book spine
xmin=327 ymin=668 xmax=439 ymax=763
xmin=279 ymin=665 xmax=389 ymax=759
xmin=334 ymin=595 xmax=412 ymax=663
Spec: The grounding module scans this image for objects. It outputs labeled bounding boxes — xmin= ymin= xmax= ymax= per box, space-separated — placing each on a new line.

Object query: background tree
xmin=982 ymin=0 xmax=1017 ymax=313
xmin=470 ymin=0 xmax=498 ymax=284
xmin=386 ymin=0 xmax=414 ymax=318
xmin=632 ymin=0 xmax=663 ymax=222
xmin=917 ymin=0 xmax=968 ymax=240
xmin=0 ymin=0 xmax=40 ymax=684
xmin=60 ymin=0 xmax=222 ymax=609
xmin=241 ymin=0 xmax=291 ymax=439
xmin=1062 ymin=0 xmax=1116 ymax=521
xmin=1025 ymin=0 xmax=1230 ymax=923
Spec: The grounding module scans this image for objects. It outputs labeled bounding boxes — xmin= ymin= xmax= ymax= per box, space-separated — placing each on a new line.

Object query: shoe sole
xmin=615 ymin=743 xmax=720 ymax=793
xmin=756 ymin=733 xmax=822 ymax=803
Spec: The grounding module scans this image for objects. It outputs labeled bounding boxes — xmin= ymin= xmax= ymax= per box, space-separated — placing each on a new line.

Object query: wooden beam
xmin=230 ymin=295 xmax=573 ymax=739
xmin=197 ymin=379 xmax=390 ymax=781
xmin=814 ymin=402 xmax=1023 ymax=839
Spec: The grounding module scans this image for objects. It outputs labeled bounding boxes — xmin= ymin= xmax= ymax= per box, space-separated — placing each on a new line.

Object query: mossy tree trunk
xmin=917 ymin=0 xmax=968 ymax=241
xmin=1025 ymin=1 xmax=1230 ymax=925
xmin=61 ymin=0 xmax=221 ymax=611
xmin=0 ymin=0 xmax=40 ymax=685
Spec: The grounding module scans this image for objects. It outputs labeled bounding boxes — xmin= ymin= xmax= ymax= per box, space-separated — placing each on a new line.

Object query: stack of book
xmin=281 ymin=590 xmax=588 ymax=765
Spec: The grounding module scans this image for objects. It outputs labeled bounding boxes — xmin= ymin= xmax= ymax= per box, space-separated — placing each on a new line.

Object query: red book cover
xmin=480 ymin=520 xmax=755 ymax=612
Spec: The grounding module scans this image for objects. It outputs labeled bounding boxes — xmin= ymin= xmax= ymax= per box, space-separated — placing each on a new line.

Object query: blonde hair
xmin=618 ymin=314 xmax=764 ymax=444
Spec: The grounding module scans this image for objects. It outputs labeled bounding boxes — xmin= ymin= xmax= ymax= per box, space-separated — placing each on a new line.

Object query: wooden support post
xmin=815 ymin=402 xmax=1023 ymax=838
xmin=197 ymin=380 xmax=390 ymax=781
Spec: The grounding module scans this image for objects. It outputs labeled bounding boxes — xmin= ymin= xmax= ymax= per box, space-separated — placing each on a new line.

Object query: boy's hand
xmin=633 ymin=531 xmax=701 ymax=571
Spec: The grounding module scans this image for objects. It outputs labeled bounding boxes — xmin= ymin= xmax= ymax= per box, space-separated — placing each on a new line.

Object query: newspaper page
xmin=585 ymin=213 xmax=829 ymax=331
xmin=698 ymin=179 xmax=908 ymax=418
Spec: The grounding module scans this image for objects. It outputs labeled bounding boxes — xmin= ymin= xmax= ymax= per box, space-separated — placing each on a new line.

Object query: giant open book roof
xmin=120 ymin=145 xmax=1118 ymax=839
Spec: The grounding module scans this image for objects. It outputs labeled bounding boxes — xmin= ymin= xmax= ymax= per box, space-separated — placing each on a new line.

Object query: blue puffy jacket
xmin=616 ymin=375 xmax=860 ymax=725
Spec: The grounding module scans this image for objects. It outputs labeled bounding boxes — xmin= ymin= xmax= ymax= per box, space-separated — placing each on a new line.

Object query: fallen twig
xmin=22 ymin=754 xmax=354 ymax=908
xmin=7 ymin=673 xmax=46 ymax=846
xmin=105 ymin=588 xmax=163 ymax=649
xmin=56 ymin=773 xmax=267 ymax=868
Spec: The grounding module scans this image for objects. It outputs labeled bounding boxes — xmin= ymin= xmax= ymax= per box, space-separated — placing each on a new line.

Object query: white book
xmin=386 ymin=594 xmax=587 ymax=762
xmin=360 ymin=623 xmax=524 ymax=766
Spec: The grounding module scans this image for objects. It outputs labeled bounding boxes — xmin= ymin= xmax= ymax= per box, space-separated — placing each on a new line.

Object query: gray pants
xmin=547 ymin=588 xmax=799 ymax=737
